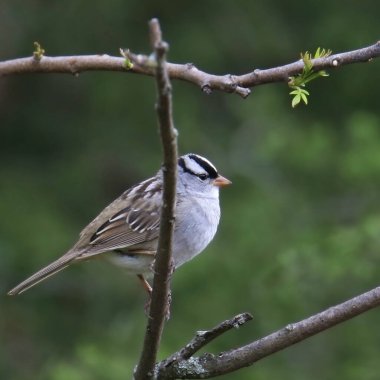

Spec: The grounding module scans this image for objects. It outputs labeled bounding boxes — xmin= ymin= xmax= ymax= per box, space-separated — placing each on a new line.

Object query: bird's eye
xmin=198 ymin=174 xmax=208 ymax=181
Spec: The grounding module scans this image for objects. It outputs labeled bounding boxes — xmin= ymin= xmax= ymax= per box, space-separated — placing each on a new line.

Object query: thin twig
xmin=0 ymin=41 xmax=379 ymax=97
xmin=156 ymin=285 xmax=380 ymax=379
xmin=159 ymin=312 xmax=253 ymax=368
xmin=134 ymin=18 xmax=177 ymax=380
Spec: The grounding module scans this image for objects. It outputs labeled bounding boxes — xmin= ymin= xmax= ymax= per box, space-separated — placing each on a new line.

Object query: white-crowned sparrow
xmin=8 ymin=153 xmax=231 ymax=296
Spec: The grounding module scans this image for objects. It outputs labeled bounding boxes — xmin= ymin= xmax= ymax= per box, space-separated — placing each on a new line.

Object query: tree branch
xmin=0 ymin=41 xmax=379 ymax=97
xmin=156 ymin=285 xmax=380 ymax=379
xmin=159 ymin=312 xmax=253 ymax=368
xmin=134 ymin=19 xmax=178 ymax=380
xmin=3 ymin=19 xmax=379 ymax=380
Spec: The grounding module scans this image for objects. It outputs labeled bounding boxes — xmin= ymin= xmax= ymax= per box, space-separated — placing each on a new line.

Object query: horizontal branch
xmin=157 ymin=285 xmax=380 ymax=379
xmin=0 ymin=41 xmax=379 ymax=97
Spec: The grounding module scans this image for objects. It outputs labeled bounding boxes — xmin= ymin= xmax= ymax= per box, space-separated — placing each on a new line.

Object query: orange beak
xmin=213 ymin=175 xmax=232 ymax=187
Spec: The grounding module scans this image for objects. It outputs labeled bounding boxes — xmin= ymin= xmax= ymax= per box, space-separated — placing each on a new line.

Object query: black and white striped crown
xmin=178 ymin=153 xmax=218 ymax=179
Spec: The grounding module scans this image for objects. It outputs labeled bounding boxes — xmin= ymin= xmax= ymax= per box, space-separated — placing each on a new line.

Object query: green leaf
xmin=300 ymin=92 xmax=308 ymax=105
xmin=292 ymin=94 xmax=301 ymax=108
xmin=288 ymin=47 xmax=332 ymax=107
xmin=304 ymin=55 xmax=313 ymax=72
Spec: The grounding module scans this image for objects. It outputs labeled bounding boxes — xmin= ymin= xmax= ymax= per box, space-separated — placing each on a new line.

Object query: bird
xmin=8 ymin=153 xmax=231 ymax=296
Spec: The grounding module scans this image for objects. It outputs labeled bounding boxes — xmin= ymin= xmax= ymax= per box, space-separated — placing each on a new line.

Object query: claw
xmin=137 ymin=274 xmax=152 ymax=296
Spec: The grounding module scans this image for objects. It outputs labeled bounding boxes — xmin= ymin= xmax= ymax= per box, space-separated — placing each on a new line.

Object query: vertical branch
xmin=134 ymin=18 xmax=178 ymax=380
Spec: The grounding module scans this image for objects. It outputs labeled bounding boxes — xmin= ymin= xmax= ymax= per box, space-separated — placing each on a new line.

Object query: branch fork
xmin=155 ymin=286 xmax=380 ymax=379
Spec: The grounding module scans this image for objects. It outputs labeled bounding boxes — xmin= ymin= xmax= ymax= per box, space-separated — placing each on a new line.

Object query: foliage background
xmin=1 ymin=1 xmax=379 ymax=379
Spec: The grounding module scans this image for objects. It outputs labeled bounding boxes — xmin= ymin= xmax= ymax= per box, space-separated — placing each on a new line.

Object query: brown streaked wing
xmin=77 ymin=183 xmax=162 ymax=258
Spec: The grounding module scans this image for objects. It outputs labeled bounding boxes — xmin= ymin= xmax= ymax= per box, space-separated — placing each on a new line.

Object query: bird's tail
xmin=7 ymin=253 xmax=76 ymax=296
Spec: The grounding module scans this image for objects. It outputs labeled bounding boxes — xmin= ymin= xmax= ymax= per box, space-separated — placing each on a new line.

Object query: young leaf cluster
xmin=33 ymin=41 xmax=45 ymax=61
xmin=119 ymin=48 xmax=134 ymax=70
xmin=289 ymin=47 xmax=331 ymax=107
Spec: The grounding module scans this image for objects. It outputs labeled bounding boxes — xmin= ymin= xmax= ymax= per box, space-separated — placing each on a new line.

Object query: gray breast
xmin=172 ymin=196 xmax=220 ymax=268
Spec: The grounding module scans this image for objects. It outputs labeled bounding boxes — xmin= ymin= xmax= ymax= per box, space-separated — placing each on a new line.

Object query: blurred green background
xmin=1 ymin=1 xmax=379 ymax=379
